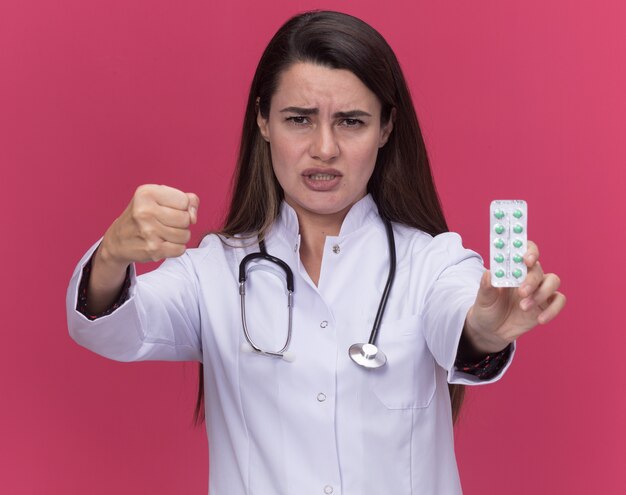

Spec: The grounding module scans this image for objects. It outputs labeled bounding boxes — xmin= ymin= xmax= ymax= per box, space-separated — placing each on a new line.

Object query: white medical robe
xmin=66 ymin=194 xmax=515 ymax=494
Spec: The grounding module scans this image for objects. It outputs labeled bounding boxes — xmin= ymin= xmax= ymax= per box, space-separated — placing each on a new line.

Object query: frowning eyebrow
xmin=279 ymin=107 xmax=372 ymax=118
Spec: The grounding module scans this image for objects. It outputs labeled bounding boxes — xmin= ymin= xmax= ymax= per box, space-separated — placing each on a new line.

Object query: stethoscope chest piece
xmin=349 ymin=343 xmax=387 ymax=369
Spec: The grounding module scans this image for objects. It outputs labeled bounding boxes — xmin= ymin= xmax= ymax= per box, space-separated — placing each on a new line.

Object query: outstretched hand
xmin=463 ymin=240 xmax=566 ymax=355
xmin=101 ymin=184 xmax=200 ymax=266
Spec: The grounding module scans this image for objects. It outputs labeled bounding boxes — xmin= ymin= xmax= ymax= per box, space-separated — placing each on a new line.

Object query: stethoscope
xmin=239 ymin=217 xmax=396 ymax=369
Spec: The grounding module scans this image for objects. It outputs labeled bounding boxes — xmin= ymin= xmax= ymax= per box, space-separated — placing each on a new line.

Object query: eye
xmin=340 ymin=118 xmax=364 ymax=128
xmin=286 ymin=116 xmax=310 ymax=126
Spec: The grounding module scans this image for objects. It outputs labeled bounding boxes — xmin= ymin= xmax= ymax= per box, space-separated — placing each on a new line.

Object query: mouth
xmin=302 ymin=168 xmax=342 ymax=179
xmin=301 ymin=168 xmax=342 ymax=191
xmin=307 ymin=173 xmax=338 ymax=181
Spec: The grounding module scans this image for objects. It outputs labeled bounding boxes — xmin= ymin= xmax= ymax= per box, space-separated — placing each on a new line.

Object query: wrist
xmin=84 ymin=236 xmax=131 ymax=315
xmin=463 ymin=307 xmax=510 ymax=355
xmin=98 ymin=228 xmax=130 ymax=270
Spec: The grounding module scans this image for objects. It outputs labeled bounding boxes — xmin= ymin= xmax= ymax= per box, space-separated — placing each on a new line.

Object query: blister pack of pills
xmin=490 ymin=200 xmax=527 ymax=287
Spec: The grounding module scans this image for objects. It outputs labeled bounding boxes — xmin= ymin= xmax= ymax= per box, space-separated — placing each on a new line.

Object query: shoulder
xmin=184 ymin=232 xmax=259 ymax=263
xmin=392 ymin=223 xmax=483 ymax=271
xmin=177 ymin=233 xmax=234 ymax=266
xmin=392 ymin=223 xmax=467 ymax=253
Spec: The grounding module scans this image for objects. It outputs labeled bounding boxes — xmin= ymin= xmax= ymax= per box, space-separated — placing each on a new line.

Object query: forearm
xmin=459 ymin=306 xmax=510 ymax=359
xmin=85 ymin=242 xmax=130 ymax=315
xmin=453 ymin=307 xmax=514 ymax=381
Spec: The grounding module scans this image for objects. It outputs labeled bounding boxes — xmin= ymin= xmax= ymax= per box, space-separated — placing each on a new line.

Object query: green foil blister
xmin=490 ymin=200 xmax=527 ymax=287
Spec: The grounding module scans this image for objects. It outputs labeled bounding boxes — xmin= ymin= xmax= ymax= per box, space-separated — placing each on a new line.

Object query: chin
xmin=294 ymin=195 xmax=358 ymax=218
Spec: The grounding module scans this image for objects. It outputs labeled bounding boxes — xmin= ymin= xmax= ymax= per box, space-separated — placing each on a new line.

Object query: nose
xmin=309 ymin=124 xmax=340 ymax=162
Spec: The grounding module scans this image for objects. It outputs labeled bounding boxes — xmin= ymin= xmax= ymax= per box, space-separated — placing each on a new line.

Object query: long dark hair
xmin=193 ymin=10 xmax=465 ymax=426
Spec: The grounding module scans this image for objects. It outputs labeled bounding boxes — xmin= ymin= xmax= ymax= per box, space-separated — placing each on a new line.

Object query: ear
xmin=256 ymin=97 xmax=270 ymax=142
xmin=379 ymin=107 xmax=396 ymax=148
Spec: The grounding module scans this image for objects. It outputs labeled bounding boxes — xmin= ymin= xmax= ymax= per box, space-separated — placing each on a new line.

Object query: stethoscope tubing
xmin=365 ymin=217 xmax=396 ymax=346
xmin=238 ymin=217 xmax=396 ymax=367
xmin=239 ymin=242 xmax=294 ymax=291
xmin=239 ymin=240 xmax=294 ymax=357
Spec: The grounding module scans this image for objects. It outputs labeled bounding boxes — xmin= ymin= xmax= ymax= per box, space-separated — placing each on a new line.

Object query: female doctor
xmin=66 ymin=10 xmax=566 ymax=495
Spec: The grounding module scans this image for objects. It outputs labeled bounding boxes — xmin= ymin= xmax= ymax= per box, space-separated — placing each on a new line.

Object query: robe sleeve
xmin=66 ymin=238 xmax=202 ymax=363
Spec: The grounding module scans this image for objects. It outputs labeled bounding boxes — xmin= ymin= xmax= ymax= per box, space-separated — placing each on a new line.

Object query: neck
xmin=292 ymin=205 xmax=350 ymax=286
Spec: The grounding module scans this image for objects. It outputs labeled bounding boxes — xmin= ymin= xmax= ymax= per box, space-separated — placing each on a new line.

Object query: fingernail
xmin=526 ymin=254 xmax=536 ymax=264
xmin=189 ymin=206 xmax=197 ymax=224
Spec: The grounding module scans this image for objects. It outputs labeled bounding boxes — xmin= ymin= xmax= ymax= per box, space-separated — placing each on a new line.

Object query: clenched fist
xmin=85 ymin=185 xmax=200 ymax=315
xmin=100 ymin=184 xmax=200 ymax=265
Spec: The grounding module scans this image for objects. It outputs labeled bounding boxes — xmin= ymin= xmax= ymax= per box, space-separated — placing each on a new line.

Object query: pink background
xmin=1 ymin=0 xmax=624 ymax=493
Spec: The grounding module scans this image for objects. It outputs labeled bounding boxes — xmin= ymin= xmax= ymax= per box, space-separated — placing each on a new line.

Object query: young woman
xmin=67 ymin=10 xmax=565 ymax=494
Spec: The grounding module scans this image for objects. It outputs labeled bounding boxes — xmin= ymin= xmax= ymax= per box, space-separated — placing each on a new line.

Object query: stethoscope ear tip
xmin=240 ymin=342 xmax=254 ymax=353
xmin=240 ymin=341 xmax=295 ymax=362
xmin=282 ymin=352 xmax=296 ymax=363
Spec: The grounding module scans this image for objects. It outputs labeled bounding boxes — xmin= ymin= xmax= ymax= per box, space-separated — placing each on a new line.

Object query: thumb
xmin=186 ymin=193 xmax=200 ymax=224
xmin=474 ymin=270 xmax=501 ymax=308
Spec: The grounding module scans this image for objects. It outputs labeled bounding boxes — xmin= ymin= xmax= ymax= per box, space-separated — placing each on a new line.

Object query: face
xmin=257 ymin=62 xmax=393 ymax=225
